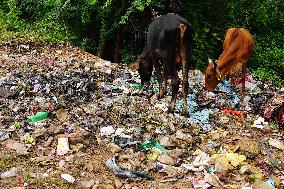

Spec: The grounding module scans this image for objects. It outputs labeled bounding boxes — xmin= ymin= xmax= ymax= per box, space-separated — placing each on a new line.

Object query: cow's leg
xmin=163 ymin=71 xmax=168 ymax=96
xmin=166 ymin=56 xmax=180 ymax=113
xmin=181 ymin=59 xmax=189 ymax=116
xmin=153 ymin=60 xmax=165 ymax=99
xmin=182 ymin=34 xmax=193 ymax=116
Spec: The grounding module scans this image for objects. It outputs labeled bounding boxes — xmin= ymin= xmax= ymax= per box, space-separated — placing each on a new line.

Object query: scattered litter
xmin=106 ymin=155 xmax=154 ymax=180
xmin=268 ymin=138 xmax=284 ymax=151
xmin=189 ymin=109 xmax=212 ymax=132
xmin=27 ymin=111 xmax=51 ymax=123
xmin=253 ymin=116 xmax=268 ymax=129
xmin=189 ymin=176 xmax=211 ymax=189
xmin=0 ymin=42 xmax=283 ymax=188
xmin=0 ymin=130 xmax=10 ymax=142
xmin=182 ymin=152 xmax=210 ymax=171
xmin=215 ymin=79 xmax=240 ymax=107
xmin=100 ymin=126 xmax=116 ymax=136
xmin=136 ymin=140 xmax=167 ymax=153
xmin=61 ymin=173 xmax=75 ymax=183
xmin=210 ymin=153 xmax=246 ymax=174
xmin=57 ymin=137 xmax=70 ymax=155
xmin=1 ymin=167 xmax=18 ymax=179
xmin=220 ymin=109 xmax=244 ymax=122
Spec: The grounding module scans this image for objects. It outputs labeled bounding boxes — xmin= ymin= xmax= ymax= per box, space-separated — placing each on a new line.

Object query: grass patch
xmin=252 ymin=68 xmax=284 ymax=88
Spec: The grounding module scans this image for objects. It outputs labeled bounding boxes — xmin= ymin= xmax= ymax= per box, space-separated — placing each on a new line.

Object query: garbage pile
xmin=0 ymin=41 xmax=283 ymax=188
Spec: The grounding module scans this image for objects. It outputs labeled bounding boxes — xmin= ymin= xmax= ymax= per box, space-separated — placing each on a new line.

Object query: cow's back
xmin=222 ymin=28 xmax=253 ymax=60
xmin=146 ymin=14 xmax=193 ymax=53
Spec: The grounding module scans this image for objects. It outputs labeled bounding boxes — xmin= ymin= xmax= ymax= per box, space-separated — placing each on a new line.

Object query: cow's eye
xmin=207 ymin=74 xmax=211 ymax=79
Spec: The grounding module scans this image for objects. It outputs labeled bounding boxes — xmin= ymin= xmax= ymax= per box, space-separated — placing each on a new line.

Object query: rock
xmin=157 ymin=154 xmax=175 ymax=165
xmin=1 ymin=167 xmax=18 ymax=178
xmin=34 ymin=155 xmax=52 ymax=162
xmin=80 ymin=179 xmax=95 ymax=188
xmin=61 ymin=173 xmax=75 ymax=183
xmin=238 ymin=139 xmax=260 ymax=155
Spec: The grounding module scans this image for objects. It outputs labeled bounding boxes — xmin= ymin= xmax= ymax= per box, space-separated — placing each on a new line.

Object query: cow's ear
xmin=130 ymin=62 xmax=139 ymax=71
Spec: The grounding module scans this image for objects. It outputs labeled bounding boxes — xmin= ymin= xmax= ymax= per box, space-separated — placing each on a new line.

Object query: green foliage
xmin=0 ymin=0 xmax=283 ymax=86
xmin=252 ymin=68 xmax=284 ymax=87
xmin=119 ymin=0 xmax=153 ymax=25
xmin=0 ymin=0 xmax=68 ymax=42
xmin=120 ymin=49 xmax=136 ymax=65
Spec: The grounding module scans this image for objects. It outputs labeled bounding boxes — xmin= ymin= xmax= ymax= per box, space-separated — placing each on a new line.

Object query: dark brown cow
xmin=204 ymin=28 xmax=254 ymax=92
xmin=131 ymin=13 xmax=194 ymax=115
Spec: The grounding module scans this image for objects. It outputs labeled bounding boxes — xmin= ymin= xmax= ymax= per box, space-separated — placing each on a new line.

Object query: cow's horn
xmin=208 ymin=57 xmax=213 ymax=64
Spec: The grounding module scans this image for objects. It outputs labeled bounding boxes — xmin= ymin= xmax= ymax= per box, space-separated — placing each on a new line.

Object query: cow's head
xmin=130 ymin=53 xmax=153 ymax=86
xmin=204 ymin=57 xmax=219 ymax=91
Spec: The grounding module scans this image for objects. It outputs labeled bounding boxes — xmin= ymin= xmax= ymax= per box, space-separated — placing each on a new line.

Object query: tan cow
xmin=204 ymin=28 xmax=254 ymax=92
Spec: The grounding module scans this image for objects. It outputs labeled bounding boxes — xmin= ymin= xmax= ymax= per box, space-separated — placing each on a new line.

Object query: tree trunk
xmin=114 ymin=30 xmax=121 ymax=63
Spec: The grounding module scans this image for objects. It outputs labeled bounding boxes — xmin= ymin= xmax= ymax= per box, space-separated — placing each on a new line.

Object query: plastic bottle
xmin=27 ymin=111 xmax=51 ymax=123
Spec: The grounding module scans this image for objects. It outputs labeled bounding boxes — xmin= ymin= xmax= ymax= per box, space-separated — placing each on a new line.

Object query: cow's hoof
xmin=157 ymin=91 xmax=165 ymax=99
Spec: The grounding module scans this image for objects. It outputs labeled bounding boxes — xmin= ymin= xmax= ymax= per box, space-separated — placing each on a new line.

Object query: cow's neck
xmin=215 ymin=52 xmax=236 ymax=80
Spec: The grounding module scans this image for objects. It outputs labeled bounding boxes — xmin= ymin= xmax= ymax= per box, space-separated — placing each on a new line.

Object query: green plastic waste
xmin=27 ymin=112 xmax=51 ymax=123
xmin=133 ymin=83 xmax=142 ymax=90
xmin=136 ymin=140 xmax=167 ymax=153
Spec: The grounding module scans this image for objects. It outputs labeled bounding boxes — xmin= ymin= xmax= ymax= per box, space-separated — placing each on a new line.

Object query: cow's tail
xmin=178 ymin=23 xmax=187 ymax=65
xmin=180 ymin=22 xmax=194 ymax=69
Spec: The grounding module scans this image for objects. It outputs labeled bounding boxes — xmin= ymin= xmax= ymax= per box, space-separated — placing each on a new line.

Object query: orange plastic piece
xmin=220 ymin=109 xmax=244 ymax=121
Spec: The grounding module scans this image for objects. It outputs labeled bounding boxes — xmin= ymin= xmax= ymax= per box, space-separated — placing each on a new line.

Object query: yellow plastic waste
xmin=211 ymin=152 xmax=246 ymax=168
